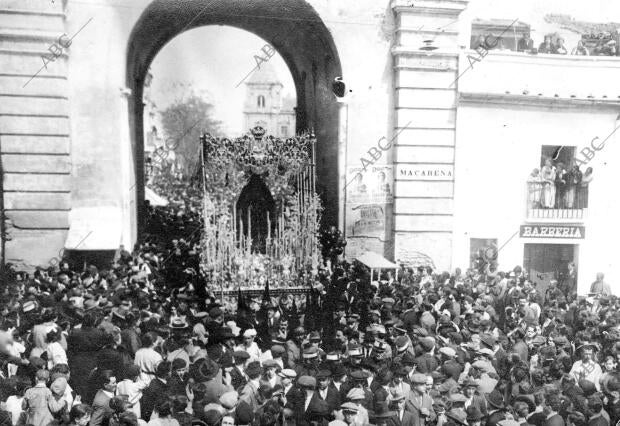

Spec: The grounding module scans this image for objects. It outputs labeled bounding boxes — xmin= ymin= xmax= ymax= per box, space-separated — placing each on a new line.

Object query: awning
xmin=145 ymin=186 xmax=169 ymax=207
xmin=64 ymin=206 xmax=122 ymax=250
xmin=397 ymin=251 xmax=436 ymax=270
xmin=356 ymin=251 xmax=399 ymax=269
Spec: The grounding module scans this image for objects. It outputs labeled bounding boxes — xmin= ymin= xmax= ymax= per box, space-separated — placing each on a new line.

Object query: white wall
xmin=453 ymin=100 xmax=620 ymax=294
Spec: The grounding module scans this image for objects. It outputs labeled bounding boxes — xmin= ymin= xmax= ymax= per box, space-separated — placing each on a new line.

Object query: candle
xmin=248 ymin=206 xmax=252 ymax=250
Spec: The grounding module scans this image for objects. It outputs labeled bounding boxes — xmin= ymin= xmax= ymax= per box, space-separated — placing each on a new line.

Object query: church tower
xmin=243 ymin=62 xmax=295 ymax=137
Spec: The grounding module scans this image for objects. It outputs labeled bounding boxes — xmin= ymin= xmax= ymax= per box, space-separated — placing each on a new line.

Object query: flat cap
xmin=346 ymin=388 xmax=365 ymax=401
xmin=262 ymin=359 xmax=279 ymax=368
xmin=243 ymin=328 xmax=257 ymax=338
xmin=439 ymin=347 xmax=456 ymax=358
xmin=233 ymin=350 xmax=250 ymax=360
xmin=219 ymin=391 xmax=238 ymax=409
xmin=341 ymin=402 xmax=359 ymax=413
xmin=317 ymin=370 xmax=332 ymax=379
xmin=271 ymin=345 xmax=285 ymax=356
xmin=278 ymin=368 xmax=297 ymax=379
xmin=411 ymin=373 xmax=427 ymax=385
xmin=350 ymin=370 xmax=370 ymax=381
xmin=298 ymin=375 xmax=317 ymax=388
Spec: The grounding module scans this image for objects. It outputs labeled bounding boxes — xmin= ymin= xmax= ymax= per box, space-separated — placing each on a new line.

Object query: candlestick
xmin=248 ymin=206 xmax=252 ymax=252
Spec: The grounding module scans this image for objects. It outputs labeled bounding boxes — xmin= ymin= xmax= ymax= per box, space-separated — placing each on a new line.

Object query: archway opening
xmin=126 ymin=0 xmax=343 ymax=238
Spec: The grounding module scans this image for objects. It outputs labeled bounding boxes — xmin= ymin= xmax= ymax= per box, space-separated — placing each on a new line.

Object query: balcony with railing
xmin=526 ymin=179 xmax=589 ymax=221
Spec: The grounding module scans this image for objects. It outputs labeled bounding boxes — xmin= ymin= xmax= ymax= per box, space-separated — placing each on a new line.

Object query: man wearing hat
xmin=326 ymin=363 xmax=346 ymax=399
xmin=213 ymin=326 xmax=237 ymax=369
xmin=461 ymin=378 xmax=487 ymax=417
xmin=446 ymin=407 xmax=468 ymax=426
xmin=390 ymin=365 xmax=411 ymax=403
xmin=415 ymin=338 xmax=438 ymax=374
xmin=269 ymin=344 xmax=287 ymax=369
xmin=392 ymin=390 xmax=415 ymax=426
xmin=262 ymin=302 xmax=280 ymax=335
xmin=394 ymin=334 xmax=414 ymax=356
xmin=466 ymin=405 xmax=484 ymax=426
xmin=168 ymin=358 xmax=189 ymax=395
xmin=297 ymin=346 xmax=321 ymax=377
xmin=570 ymin=342 xmax=603 ymax=389
xmin=230 ymin=351 xmax=250 ymax=391
xmin=289 ymin=376 xmax=329 ymax=426
xmin=308 ymin=331 xmax=326 ymax=358
xmin=239 ymin=360 xmax=262 ymax=411
xmin=316 ymin=369 xmax=341 ymax=414
xmin=406 ymin=373 xmax=435 ymax=426
xmin=278 ymin=369 xmax=298 ymax=405
xmin=346 ymin=344 xmax=364 ymax=370
xmin=485 ymin=389 xmax=506 ymax=426
xmin=261 ymin=359 xmax=281 ymax=389
xmin=343 ymin=389 xmax=370 ymax=426
xmin=349 ymin=371 xmax=374 ymax=411
xmin=372 ymin=369 xmax=394 ymax=407
xmin=341 ymin=402 xmax=361 ymax=426
xmin=346 ymin=314 xmax=360 ymax=333
xmin=286 ymin=327 xmax=305 ymax=368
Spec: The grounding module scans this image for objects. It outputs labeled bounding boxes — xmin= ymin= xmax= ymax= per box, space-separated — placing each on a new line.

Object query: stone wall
xmin=0 ymin=0 xmax=70 ymax=268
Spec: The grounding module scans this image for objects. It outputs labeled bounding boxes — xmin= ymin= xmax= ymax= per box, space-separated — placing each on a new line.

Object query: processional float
xmin=199 ymin=126 xmax=322 ymax=298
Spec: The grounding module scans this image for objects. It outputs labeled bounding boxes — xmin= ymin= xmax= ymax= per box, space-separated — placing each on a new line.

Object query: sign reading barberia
xmin=520 ymin=224 xmax=585 ymax=239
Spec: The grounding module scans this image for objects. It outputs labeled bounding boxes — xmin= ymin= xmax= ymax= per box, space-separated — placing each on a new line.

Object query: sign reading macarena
xmin=520 ymin=224 xmax=586 ymax=239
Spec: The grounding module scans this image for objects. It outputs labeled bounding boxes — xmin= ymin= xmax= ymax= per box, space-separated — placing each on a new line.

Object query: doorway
xmin=523 ymin=243 xmax=578 ymax=296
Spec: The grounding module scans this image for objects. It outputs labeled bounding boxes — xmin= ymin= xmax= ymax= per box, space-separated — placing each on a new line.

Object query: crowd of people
xmin=473 ymin=32 xmax=620 ymax=56
xmin=1 ymin=173 xmax=620 ymax=426
xmin=527 ymin=159 xmax=593 ymax=210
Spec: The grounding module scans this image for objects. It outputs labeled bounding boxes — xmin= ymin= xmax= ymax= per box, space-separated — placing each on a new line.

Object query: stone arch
xmin=126 ymin=0 xmax=343 ymax=234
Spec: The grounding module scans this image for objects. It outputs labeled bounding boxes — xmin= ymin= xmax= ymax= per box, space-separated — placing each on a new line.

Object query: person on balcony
xmin=571 ymin=39 xmax=590 ymax=55
xmin=517 ymin=33 xmax=533 ymax=52
xmin=555 ymin=162 xmax=568 ymax=208
xmin=541 ymin=159 xmax=556 ymax=208
xmin=565 ymin=164 xmax=582 ymax=209
xmin=538 ymin=35 xmax=555 ymax=54
xmin=578 ymin=167 xmax=593 ymax=208
xmin=554 ymin=38 xmax=568 ymax=55
xmin=527 ymin=169 xmax=543 ymax=208
xmin=472 ymin=34 xmax=489 ymax=51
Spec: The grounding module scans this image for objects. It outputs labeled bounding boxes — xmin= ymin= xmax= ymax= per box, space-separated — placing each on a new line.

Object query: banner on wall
xmin=344 ymin=165 xmax=393 ymax=259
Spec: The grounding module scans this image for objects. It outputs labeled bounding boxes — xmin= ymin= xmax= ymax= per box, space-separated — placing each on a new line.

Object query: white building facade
xmin=243 ymin=62 xmax=296 ymax=138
